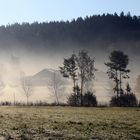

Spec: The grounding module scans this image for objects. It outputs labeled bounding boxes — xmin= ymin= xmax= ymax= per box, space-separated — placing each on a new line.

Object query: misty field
xmin=0 ymin=107 xmax=139 ymax=140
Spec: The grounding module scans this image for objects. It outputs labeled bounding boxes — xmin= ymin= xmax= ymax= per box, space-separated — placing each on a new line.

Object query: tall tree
xmin=105 ymin=50 xmax=130 ymax=96
xmin=59 ymin=53 xmax=77 ymax=92
xmin=60 ymin=50 xmax=96 ymax=105
xmin=76 ymin=50 xmax=95 ymax=105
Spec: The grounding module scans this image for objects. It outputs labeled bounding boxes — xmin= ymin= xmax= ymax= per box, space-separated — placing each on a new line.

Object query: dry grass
xmin=0 ymin=106 xmax=139 ymax=139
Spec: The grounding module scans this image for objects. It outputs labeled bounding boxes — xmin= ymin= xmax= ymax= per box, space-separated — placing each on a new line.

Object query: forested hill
xmin=0 ymin=12 xmax=140 ymax=48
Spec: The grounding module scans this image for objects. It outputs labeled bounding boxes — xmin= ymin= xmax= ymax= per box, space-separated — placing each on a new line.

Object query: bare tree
xmin=0 ymin=81 xmax=5 ymax=96
xmin=48 ymin=71 xmax=64 ymax=104
xmin=20 ymin=74 xmax=33 ymax=105
xmin=0 ymin=64 xmax=5 ymax=95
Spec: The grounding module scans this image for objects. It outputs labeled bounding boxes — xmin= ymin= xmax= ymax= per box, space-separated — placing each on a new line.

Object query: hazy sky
xmin=0 ymin=0 xmax=139 ymax=25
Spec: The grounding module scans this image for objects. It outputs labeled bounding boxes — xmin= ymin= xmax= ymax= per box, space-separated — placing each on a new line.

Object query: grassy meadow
xmin=0 ymin=107 xmax=139 ymax=140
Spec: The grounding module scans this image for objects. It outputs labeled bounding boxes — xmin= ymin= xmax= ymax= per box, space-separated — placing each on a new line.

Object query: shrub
xmin=1 ymin=101 xmax=12 ymax=106
xmin=67 ymin=85 xmax=81 ymax=106
xmin=110 ymin=93 xmax=138 ymax=107
xmin=67 ymin=93 xmax=81 ymax=106
xmin=83 ymin=91 xmax=97 ymax=107
xmin=67 ymin=91 xmax=97 ymax=107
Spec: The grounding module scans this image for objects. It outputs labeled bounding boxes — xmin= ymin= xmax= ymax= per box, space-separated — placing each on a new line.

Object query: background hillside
xmin=0 ymin=12 xmax=140 ymax=51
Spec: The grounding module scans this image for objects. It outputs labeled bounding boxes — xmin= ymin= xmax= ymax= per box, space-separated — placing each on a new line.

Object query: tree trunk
xmin=55 ymin=90 xmax=59 ymax=105
xmin=73 ymin=78 xmax=76 ymax=93
xmin=13 ymin=93 xmax=15 ymax=106
xmin=116 ymin=70 xmax=119 ymax=97
xmin=80 ymin=77 xmax=84 ymax=106
xmin=119 ymin=71 xmax=122 ymax=94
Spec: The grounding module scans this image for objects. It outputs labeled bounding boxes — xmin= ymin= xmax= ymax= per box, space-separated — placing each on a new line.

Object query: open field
xmin=0 ymin=107 xmax=139 ymax=140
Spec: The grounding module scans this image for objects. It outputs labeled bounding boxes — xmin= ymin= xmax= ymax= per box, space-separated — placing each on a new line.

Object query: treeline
xmin=0 ymin=12 xmax=140 ymax=46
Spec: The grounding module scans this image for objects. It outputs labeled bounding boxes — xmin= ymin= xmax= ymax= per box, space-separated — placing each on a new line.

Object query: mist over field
xmin=0 ymin=44 xmax=139 ymax=103
xmin=0 ymin=14 xmax=139 ymax=103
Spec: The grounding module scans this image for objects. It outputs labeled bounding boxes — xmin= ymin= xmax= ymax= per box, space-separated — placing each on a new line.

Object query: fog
xmin=0 ymin=39 xmax=139 ymax=103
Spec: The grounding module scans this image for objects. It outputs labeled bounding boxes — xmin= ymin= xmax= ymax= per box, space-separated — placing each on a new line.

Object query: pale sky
xmin=0 ymin=0 xmax=139 ymax=25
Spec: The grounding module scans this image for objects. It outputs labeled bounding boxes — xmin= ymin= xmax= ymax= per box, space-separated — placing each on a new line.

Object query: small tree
xmin=110 ymin=83 xmax=138 ymax=107
xmin=49 ymin=71 xmax=64 ymax=104
xmin=105 ymin=50 xmax=130 ymax=96
xmin=20 ymin=75 xmax=33 ymax=105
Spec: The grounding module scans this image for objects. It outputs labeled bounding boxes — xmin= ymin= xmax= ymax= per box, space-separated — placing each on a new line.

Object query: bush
xmin=110 ymin=93 xmax=138 ymax=107
xmin=0 ymin=101 xmax=12 ymax=106
xmin=83 ymin=91 xmax=97 ymax=107
xmin=67 ymin=93 xmax=81 ymax=106
xmin=138 ymin=102 xmax=140 ymax=107
xmin=67 ymin=85 xmax=81 ymax=106
xmin=67 ymin=91 xmax=97 ymax=107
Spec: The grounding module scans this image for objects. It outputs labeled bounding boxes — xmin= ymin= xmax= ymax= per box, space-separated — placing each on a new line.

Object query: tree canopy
xmin=105 ymin=50 xmax=130 ymax=96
